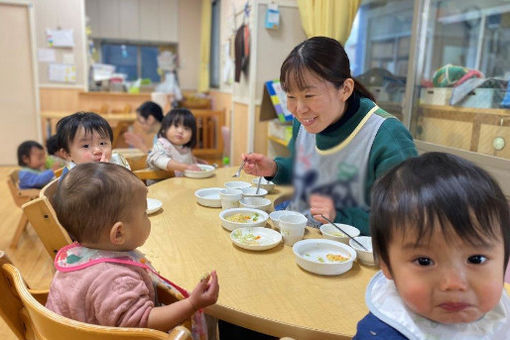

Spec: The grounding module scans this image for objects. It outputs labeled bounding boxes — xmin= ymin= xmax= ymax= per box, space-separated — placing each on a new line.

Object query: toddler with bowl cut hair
xmin=354 ymin=152 xmax=510 ymax=340
xmin=46 ymin=162 xmax=219 ymax=338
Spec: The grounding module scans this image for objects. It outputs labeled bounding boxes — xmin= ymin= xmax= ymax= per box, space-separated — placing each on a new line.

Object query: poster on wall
xmin=46 ymin=28 xmax=74 ymax=47
xmin=49 ymin=63 xmax=76 ymax=83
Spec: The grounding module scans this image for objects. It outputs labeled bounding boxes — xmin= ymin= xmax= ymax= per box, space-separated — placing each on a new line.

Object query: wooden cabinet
xmin=87 ymin=0 xmax=178 ymax=42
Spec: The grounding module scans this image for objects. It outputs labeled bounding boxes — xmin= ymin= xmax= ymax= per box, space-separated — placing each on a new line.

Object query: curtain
xmin=198 ymin=0 xmax=212 ymax=92
xmin=297 ymin=0 xmax=361 ymax=44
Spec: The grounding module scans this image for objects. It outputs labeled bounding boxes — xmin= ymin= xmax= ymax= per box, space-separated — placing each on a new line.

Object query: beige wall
xmin=0 ymin=2 xmax=39 ymax=165
xmin=34 ymin=0 xmax=86 ymax=88
xmin=178 ymin=0 xmax=202 ymax=91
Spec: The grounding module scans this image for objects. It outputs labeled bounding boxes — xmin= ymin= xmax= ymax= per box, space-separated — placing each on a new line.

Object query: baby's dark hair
xmin=17 ymin=140 xmax=44 ymax=166
xmin=371 ymin=152 xmax=510 ymax=273
xmin=56 ymin=112 xmax=113 ymax=153
xmin=53 ymin=162 xmax=144 ymax=243
xmin=46 ymin=135 xmax=61 ymax=155
xmin=157 ymin=108 xmax=197 ymax=148
xmin=137 ymin=101 xmax=164 ymax=122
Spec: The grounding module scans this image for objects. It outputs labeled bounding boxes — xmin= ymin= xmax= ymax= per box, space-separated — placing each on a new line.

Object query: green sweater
xmin=271 ymin=97 xmax=417 ymax=235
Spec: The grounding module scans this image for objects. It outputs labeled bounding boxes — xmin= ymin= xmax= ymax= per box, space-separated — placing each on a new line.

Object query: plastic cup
xmin=219 ymin=188 xmax=243 ymax=210
xmin=279 ymin=213 xmax=307 ymax=246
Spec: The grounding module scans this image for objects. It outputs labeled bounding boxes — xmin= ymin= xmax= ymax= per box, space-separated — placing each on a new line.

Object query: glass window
xmin=141 ymin=46 xmax=160 ymax=83
xmin=101 ymin=44 xmax=138 ymax=81
xmin=409 ymin=0 xmax=510 ymax=161
xmin=346 ymin=0 xmax=415 ymax=121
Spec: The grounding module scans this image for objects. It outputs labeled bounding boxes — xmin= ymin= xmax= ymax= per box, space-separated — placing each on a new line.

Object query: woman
xmin=243 ymin=37 xmax=417 ymax=235
xmin=123 ymin=101 xmax=164 ymax=153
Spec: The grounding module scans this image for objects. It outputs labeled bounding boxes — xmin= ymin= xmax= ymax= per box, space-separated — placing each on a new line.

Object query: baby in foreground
xmin=354 ymin=152 xmax=510 ymax=339
xmin=46 ymin=162 xmax=219 ymax=335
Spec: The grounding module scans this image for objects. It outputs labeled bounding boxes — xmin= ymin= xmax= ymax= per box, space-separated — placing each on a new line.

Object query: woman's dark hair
xmin=56 ymin=112 xmax=113 ymax=153
xmin=17 ymin=140 xmax=43 ymax=166
xmin=280 ymin=36 xmax=375 ymax=102
xmin=371 ymin=152 xmax=510 ymax=274
xmin=157 ymin=108 xmax=197 ymax=148
xmin=46 ymin=135 xmax=61 ymax=155
xmin=137 ymin=101 xmax=164 ymax=122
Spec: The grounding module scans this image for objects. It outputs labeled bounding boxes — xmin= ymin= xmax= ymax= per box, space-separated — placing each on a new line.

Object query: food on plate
xmin=232 ymin=229 xmax=262 ymax=245
xmin=326 ymin=253 xmax=350 ymax=262
xmin=225 ymin=212 xmax=260 ymax=223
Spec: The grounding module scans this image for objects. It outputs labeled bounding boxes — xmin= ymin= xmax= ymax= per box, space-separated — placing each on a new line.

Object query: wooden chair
xmin=191 ymin=109 xmax=225 ymax=163
xmin=0 ymin=250 xmax=191 ymax=340
xmin=22 ymin=179 xmax=72 ymax=260
xmin=7 ymin=169 xmax=41 ymax=249
xmin=124 ymin=154 xmax=174 ymax=184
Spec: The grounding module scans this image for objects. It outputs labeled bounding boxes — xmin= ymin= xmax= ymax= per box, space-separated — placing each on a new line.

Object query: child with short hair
xmin=16 ymin=140 xmax=55 ymax=189
xmin=46 ymin=162 xmax=219 ymax=336
xmin=147 ymin=108 xmax=204 ymax=176
xmin=45 ymin=134 xmax=67 ymax=169
xmin=56 ymin=111 xmax=130 ymax=176
xmin=354 ymin=152 xmax=510 ymax=339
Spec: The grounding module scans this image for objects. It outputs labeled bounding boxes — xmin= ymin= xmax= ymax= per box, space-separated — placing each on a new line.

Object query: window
xmin=101 ymin=43 xmax=176 ymax=83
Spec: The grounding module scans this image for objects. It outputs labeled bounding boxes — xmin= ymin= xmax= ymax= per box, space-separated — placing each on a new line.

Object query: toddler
xmin=46 ymin=162 xmax=219 ymax=337
xmin=16 ymin=140 xmax=55 ymax=189
xmin=147 ymin=108 xmax=204 ymax=176
xmin=45 ymin=134 xmax=67 ymax=169
xmin=56 ymin=111 xmax=130 ymax=176
xmin=354 ymin=152 xmax=510 ymax=339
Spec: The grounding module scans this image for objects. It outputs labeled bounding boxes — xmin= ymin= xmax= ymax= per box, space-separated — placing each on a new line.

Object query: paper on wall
xmin=49 ymin=63 xmax=76 ymax=83
xmin=46 ymin=29 xmax=74 ymax=47
xmin=38 ymin=48 xmax=56 ymax=62
xmin=62 ymin=53 xmax=75 ymax=64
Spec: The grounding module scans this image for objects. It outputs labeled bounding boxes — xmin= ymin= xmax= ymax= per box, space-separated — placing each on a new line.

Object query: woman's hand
xmin=309 ymin=194 xmax=336 ymax=224
xmin=188 ymin=271 xmax=219 ymax=310
xmin=123 ymin=131 xmax=149 ymax=153
xmin=242 ymin=153 xmax=277 ymax=177
xmin=186 ymin=164 xmax=202 ymax=171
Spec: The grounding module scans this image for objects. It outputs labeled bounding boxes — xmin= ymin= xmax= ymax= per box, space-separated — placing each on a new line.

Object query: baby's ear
xmin=61 ymin=149 xmax=72 ymax=161
xmin=379 ymin=260 xmax=394 ymax=280
xmin=109 ymin=221 xmax=126 ymax=245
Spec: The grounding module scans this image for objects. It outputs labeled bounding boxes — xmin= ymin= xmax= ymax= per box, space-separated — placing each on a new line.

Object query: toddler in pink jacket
xmin=46 ymin=162 xmax=219 ymax=337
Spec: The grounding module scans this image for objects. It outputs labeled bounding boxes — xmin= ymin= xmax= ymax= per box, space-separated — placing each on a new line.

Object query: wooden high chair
xmin=124 ymin=153 xmax=174 ymax=184
xmin=7 ymin=169 xmax=41 ymax=249
xmin=0 ymin=250 xmax=191 ymax=340
xmin=22 ymin=179 xmax=72 ymax=260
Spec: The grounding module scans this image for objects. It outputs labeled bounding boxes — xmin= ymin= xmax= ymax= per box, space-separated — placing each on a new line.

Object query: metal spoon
xmin=232 ymin=159 xmax=246 ymax=177
xmin=320 ymin=214 xmax=368 ymax=251
xmin=255 ymin=176 xmax=262 ymax=194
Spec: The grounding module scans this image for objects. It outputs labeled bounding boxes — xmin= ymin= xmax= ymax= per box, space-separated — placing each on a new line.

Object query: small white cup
xmin=219 ymin=188 xmax=243 ymax=210
xmin=279 ymin=213 xmax=307 ymax=246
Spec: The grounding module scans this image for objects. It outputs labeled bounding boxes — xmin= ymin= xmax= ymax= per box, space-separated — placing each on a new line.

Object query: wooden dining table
xmin=142 ymin=167 xmax=378 ymax=339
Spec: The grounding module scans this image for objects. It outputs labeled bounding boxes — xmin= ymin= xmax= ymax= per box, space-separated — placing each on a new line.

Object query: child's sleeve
xmin=147 ymin=141 xmax=172 ymax=171
xmin=89 ymin=265 xmax=155 ymax=328
xmin=18 ymin=169 xmax=55 ymax=189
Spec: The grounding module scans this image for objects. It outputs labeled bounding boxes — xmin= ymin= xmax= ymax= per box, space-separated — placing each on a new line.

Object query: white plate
xmin=292 ymin=239 xmax=356 ymax=276
xmin=230 ymin=227 xmax=282 ymax=251
xmin=219 ymin=208 xmax=268 ymax=231
xmin=147 ymin=198 xmax=163 ymax=214
xmin=194 ymin=187 xmax=223 ymax=207
xmin=184 ymin=164 xmax=215 ymax=178
xmin=224 ymin=180 xmax=251 ymax=190
xmin=242 ymin=187 xmax=268 ymax=197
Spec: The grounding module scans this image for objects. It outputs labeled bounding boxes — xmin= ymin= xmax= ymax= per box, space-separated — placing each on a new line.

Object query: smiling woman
xmin=242 ymin=37 xmax=418 ymax=235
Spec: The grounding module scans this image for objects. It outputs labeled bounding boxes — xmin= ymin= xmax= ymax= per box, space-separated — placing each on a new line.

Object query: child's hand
xmin=186 ymin=164 xmax=202 ymax=171
xmin=100 ymin=152 xmax=111 ymax=163
xmin=188 ymin=270 xmax=219 ymax=311
xmin=242 ymin=153 xmax=277 ymax=177
xmin=309 ymin=194 xmax=336 ymax=223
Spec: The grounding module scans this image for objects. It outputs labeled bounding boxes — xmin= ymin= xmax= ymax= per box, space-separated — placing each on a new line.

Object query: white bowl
xmin=194 ymin=187 xmax=223 ymax=208
xmin=146 ymin=198 xmax=162 ymax=214
xmin=320 ymin=223 xmax=360 ymax=245
xmin=230 ymin=227 xmax=282 ymax=251
xmin=184 ymin=164 xmax=215 ymax=178
xmin=349 ymin=236 xmax=376 ymax=266
xmin=241 ymin=187 xmax=268 ymax=198
xmin=251 ymin=177 xmax=275 ymax=193
xmin=239 ymin=197 xmax=272 ymax=212
xmin=224 ymin=181 xmax=251 ymax=190
xmin=219 ymin=208 xmax=268 ymax=231
xmin=268 ymin=210 xmax=302 ymax=229
xmin=292 ymin=239 xmax=356 ymax=276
